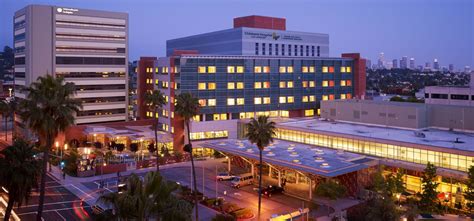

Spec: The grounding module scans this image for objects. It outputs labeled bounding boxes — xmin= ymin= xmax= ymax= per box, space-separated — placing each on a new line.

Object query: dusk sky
xmin=1 ymin=0 xmax=473 ymax=69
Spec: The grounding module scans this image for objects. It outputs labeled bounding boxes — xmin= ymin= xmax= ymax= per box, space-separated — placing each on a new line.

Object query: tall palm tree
xmin=174 ymin=92 xmax=200 ymax=221
xmin=145 ymin=90 xmax=166 ymax=171
xmin=245 ymin=115 xmax=276 ymax=219
xmin=0 ymin=138 xmax=40 ymax=221
xmin=20 ymin=75 xmax=81 ymax=221
xmin=98 ymin=171 xmax=191 ymax=220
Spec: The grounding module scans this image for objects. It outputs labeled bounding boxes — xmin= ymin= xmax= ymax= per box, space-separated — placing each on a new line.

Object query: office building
xmin=13 ymin=5 xmax=129 ymax=128
xmin=424 ymin=72 xmax=474 ymax=107
xmin=377 ymin=52 xmax=384 ymax=69
xmin=409 ymin=57 xmax=415 ymax=69
xmin=365 ymin=59 xmax=371 ymax=70
xmin=167 ymin=15 xmax=329 ymax=58
xmin=400 ymin=56 xmax=408 ymax=69
xmin=449 ymin=64 xmax=455 ymax=72
xmin=433 ymin=58 xmax=439 ymax=71
xmin=392 ymin=59 xmax=398 ymax=69
xmin=465 ymin=66 xmax=471 ymax=74
xmin=128 ymin=60 xmax=138 ymax=120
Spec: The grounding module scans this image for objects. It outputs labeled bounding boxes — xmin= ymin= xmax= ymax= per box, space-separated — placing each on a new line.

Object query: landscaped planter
xmin=201 ymin=197 xmax=255 ymax=220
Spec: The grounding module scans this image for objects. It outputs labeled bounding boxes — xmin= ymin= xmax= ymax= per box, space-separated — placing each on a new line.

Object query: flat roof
xmin=179 ymin=54 xmax=352 ymax=61
xmin=199 ymin=139 xmax=375 ymax=178
xmin=278 ymin=118 xmax=474 ymax=154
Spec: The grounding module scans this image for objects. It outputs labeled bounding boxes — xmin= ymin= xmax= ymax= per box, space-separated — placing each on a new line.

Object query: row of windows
xmin=194 ymin=109 xmax=317 ymax=122
xmin=77 ymin=108 xmax=125 ymax=116
xmin=15 ymin=57 xmax=25 ymax=65
xmin=55 ymin=34 xmax=125 ymax=41
xmin=197 ymin=66 xmax=352 ymax=74
xmin=255 ymin=43 xmax=320 ymax=57
xmin=195 ymin=80 xmax=349 ymax=90
xmin=197 ymin=93 xmax=352 ymax=106
xmin=57 ymin=72 xmax=126 ymax=78
xmin=56 ymin=20 xmax=126 ymax=29
xmin=56 ymin=56 xmax=126 ymax=65
xmin=427 ymin=93 xmax=474 ymax=101
xmin=56 ymin=47 xmax=125 ymax=54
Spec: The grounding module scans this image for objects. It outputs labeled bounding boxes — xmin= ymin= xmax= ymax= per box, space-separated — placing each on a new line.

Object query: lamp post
xmin=396 ymin=193 xmax=401 ymax=207
xmin=140 ymin=138 xmax=144 ymax=161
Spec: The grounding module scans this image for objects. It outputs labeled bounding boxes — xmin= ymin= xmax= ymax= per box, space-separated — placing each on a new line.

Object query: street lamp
xmin=396 ymin=193 xmax=401 ymax=207
xmin=8 ymin=88 xmax=12 ymax=97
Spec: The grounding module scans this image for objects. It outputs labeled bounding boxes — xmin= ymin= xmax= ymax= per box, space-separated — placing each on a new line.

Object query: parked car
xmin=216 ymin=172 xmax=235 ymax=181
xmin=231 ymin=173 xmax=254 ymax=188
xmin=262 ymin=185 xmax=284 ymax=197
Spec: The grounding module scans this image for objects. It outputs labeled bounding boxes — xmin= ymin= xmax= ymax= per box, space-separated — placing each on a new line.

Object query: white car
xmin=216 ymin=172 xmax=235 ymax=181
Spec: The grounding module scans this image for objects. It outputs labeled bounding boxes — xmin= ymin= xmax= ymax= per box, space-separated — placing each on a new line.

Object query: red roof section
xmin=234 ymin=15 xmax=286 ymax=31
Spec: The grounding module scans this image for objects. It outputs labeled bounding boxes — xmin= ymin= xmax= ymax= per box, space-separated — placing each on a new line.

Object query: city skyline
xmin=1 ymin=0 xmax=473 ymax=68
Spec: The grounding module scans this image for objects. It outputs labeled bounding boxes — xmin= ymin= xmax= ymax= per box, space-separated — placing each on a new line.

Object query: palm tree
xmin=174 ymin=92 xmax=200 ymax=221
xmin=98 ymin=171 xmax=192 ymax=220
xmin=245 ymin=115 xmax=276 ymax=219
xmin=0 ymin=138 xmax=40 ymax=221
xmin=0 ymin=100 xmax=8 ymax=140
xmin=144 ymin=90 xmax=166 ymax=171
xmin=19 ymin=75 xmax=81 ymax=221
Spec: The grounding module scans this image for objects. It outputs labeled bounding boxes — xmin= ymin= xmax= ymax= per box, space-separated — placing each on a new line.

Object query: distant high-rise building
xmin=433 ymin=58 xmax=439 ymax=70
xmin=465 ymin=66 xmax=472 ymax=74
xmin=366 ymin=59 xmax=372 ymax=70
xmin=400 ymin=56 xmax=408 ymax=69
xmin=449 ymin=64 xmax=454 ymax=72
xmin=377 ymin=52 xmax=385 ymax=69
xmin=409 ymin=58 xmax=415 ymax=69
xmin=392 ymin=59 xmax=398 ymax=69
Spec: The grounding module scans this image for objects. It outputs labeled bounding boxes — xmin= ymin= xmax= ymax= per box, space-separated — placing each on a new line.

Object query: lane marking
xmin=18 ymin=200 xmax=77 ymax=208
xmin=17 ymin=206 xmax=91 ymax=215
xmin=56 ymin=211 xmax=67 ymax=221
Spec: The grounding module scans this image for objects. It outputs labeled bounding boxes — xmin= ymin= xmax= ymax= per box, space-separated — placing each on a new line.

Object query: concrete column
xmin=251 ymin=163 xmax=254 ymax=176
xmin=296 ymin=173 xmax=299 ymax=184
xmin=227 ymin=157 xmax=231 ymax=172
xmin=278 ymin=171 xmax=281 ymax=186
xmin=309 ymin=179 xmax=313 ymax=200
xmin=269 ymin=166 xmax=272 ymax=177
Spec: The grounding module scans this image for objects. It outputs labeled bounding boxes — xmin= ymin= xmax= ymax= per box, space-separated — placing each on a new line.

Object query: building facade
xmin=423 ymin=72 xmax=474 ymax=107
xmin=13 ymin=5 xmax=129 ymax=128
xmin=167 ymin=15 xmax=329 ymax=58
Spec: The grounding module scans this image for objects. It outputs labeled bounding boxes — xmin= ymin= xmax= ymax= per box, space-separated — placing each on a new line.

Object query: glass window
xmin=279 ymin=96 xmax=287 ymax=103
xmin=322 ymin=81 xmax=329 ymax=87
xmin=263 ymin=97 xmax=271 ymax=104
xmin=302 ymin=81 xmax=308 ymax=88
xmin=302 ymin=96 xmax=309 ymax=102
xmin=198 ymin=83 xmax=206 ymax=90
xmin=322 ymin=66 xmax=329 ymax=73
xmin=208 ymin=83 xmax=216 ymax=90
xmin=281 ymin=111 xmax=289 ymax=117
xmin=309 ymin=66 xmax=315 ymax=73
xmin=347 ymin=94 xmax=352 ymax=99
xmin=227 ymin=66 xmax=235 ymax=73
xmin=340 ymin=80 xmax=346 ymax=86
xmin=198 ymin=66 xmax=206 ymax=73
xmin=254 ymin=66 xmax=262 ymax=73
xmin=287 ymin=81 xmax=294 ymax=88
xmin=322 ymin=95 xmax=329 ymax=100
xmin=227 ymin=98 xmax=235 ymax=106
xmin=208 ymin=99 xmax=216 ymax=106
xmin=193 ymin=115 xmax=201 ymax=121
xmin=341 ymin=67 xmax=347 ymax=73
xmin=305 ymin=109 xmax=314 ymax=116
xmin=287 ymin=96 xmax=294 ymax=103
xmin=347 ymin=67 xmax=352 ymax=72
xmin=279 ymin=66 xmax=287 ymax=73
xmin=347 ymin=80 xmax=352 ymax=86
xmin=254 ymin=82 xmax=262 ymax=89
xmin=287 ymin=66 xmax=294 ymax=73
xmin=263 ymin=66 xmax=270 ymax=73
xmin=279 ymin=81 xmax=286 ymax=88
xmin=263 ymin=82 xmax=271 ymax=88
xmin=254 ymin=97 xmax=262 ymax=104
xmin=208 ymin=66 xmax=216 ymax=73
xmin=236 ymin=82 xmax=244 ymax=89
xmin=227 ymin=82 xmax=235 ymax=89
xmin=199 ymin=99 xmax=206 ymax=106
xmin=309 ymin=81 xmax=315 ymax=87
xmin=302 ymin=66 xmax=309 ymax=73
xmin=329 ymin=80 xmax=335 ymax=87
xmin=237 ymin=98 xmax=245 ymax=105
xmin=329 ymin=66 xmax=335 ymax=73
xmin=341 ymin=94 xmax=347 ymax=99
xmin=236 ymin=66 xmax=244 ymax=73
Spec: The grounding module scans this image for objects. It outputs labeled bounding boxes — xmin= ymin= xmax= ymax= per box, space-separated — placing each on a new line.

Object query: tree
xmin=418 ymin=162 xmax=439 ymax=213
xmin=0 ymin=99 xmax=17 ymax=141
xmin=365 ymin=196 xmax=401 ymax=221
xmin=148 ymin=142 xmax=157 ymax=154
xmin=387 ymin=169 xmax=405 ymax=197
xmin=245 ymin=115 xmax=276 ymax=219
xmin=64 ymin=148 xmax=79 ymax=176
xmin=175 ymin=92 xmax=201 ymax=221
xmin=314 ymin=179 xmax=347 ymax=216
xmin=116 ymin=143 xmax=125 ymax=152
xmin=19 ymin=75 xmax=81 ymax=220
xmin=145 ymin=90 xmax=166 ymax=171
xmin=464 ymin=165 xmax=474 ymax=211
xmin=129 ymin=143 xmax=139 ymax=153
xmin=0 ymin=139 xmax=40 ymax=221
xmin=98 ymin=171 xmax=192 ymax=220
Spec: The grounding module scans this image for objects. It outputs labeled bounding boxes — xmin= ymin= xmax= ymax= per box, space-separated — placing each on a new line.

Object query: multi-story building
xmin=433 ymin=58 xmax=440 ymax=71
xmin=400 ymin=56 xmax=408 ymax=69
xmin=449 ymin=64 xmax=455 ymax=72
xmin=13 ymin=5 xmax=129 ymax=129
xmin=409 ymin=57 xmax=415 ymax=69
xmin=392 ymin=59 xmax=398 ymax=69
xmin=424 ymin=72 xmax=474 ymax=107
xmin=377 ymin=52 xmax=384 ymax=69
xmin=167 ymin=15 xmax=329 ymax=58
xmin=128 ymin=60 xmax=138 ymax=120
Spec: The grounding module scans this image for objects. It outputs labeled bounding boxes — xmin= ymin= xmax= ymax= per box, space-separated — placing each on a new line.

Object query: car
xmin=262 ymin=185 xmax=284 ymax=197
xmin=216 ymin=172 xmax=235 ymax=181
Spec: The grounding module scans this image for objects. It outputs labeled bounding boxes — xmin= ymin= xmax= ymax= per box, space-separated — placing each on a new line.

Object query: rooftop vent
xmin=414 ymin=131 xmax=426 ymax=138
xmin=454 ymin=138 xmax=464 ymax=144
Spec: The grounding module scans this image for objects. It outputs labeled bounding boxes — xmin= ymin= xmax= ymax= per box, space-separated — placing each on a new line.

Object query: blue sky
xmin=1 ymin=0 xmax=473 ymax=69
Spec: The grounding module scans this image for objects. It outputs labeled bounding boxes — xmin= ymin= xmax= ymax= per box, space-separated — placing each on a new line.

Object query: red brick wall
xmin=137 ymin=57 xmax=157 ymax=120
xmin=289 ymin=109 xmax=304 ymax=118
xmin=234 ymin=15 xmax=286 ymax=31
xmin=342 ymin=53 xmax=366 ymax=99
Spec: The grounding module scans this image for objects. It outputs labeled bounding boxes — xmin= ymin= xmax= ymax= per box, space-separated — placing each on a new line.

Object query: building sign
xmin=56 ymin=7 xmax=79 ymax=14
xmin=244 ymin=31 xmax=303 ymax=41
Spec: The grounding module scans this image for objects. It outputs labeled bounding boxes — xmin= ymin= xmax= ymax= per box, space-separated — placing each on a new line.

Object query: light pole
xmin=140 ymin=138 xmax=144 ymax=161
xmin=396 ymin=193 xmax=401 ymax=207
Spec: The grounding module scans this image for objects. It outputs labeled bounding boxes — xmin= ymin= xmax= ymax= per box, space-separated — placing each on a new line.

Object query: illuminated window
xmin=309 ymin=81 xmax=315 ymax=87
xmin=347 ymin=93 xmax=352 ymax=99
xmin=208 ymin=66 xmax=216 ymax=73
xmin=346 ymin=80 xmax=352 ymax=86
xmin=287 ymin=96 xmax=294 ymax=103
xmin=263 ymin=66 xmax=270 ymax=73
xmin=198 ymin=66 xmax=206 ymax=73
xmin=213 ymin=113 xmax=227 ymax=121
xmin=227 ymin=98 xmax=235 ymax=106
xmin=322 ymin=66 xmax=329 ymax=73
xmin=329 ymin=94 xmax=335 ymax=100
xmin=279 ymin=81 xmax=286 ymax=88
xmin=340 ymin=80 xmax=346 ymax=86
xmin=302 ymin=96 xmax=309 ymax=102
xmin=254 ymin=66 xmax=262 ymax=73
xmin=198 ymin=83 xmax=206 ymax=90
xmin=302 ymin=81 xmax=308 ymax=88
xmin=236 ymin=66 xmax=244 ymax=73
xmin=193 ymin=115 xmax=201 ymax=121
xmin=236 ymin=82 xmax=244 ymax=89
xmin=208 ymin=99 xmax=216 ymax=106
xmin=280 ymin=111 xmax=289 ymax=117
xmin=310 ymin=95 xmax=315 ymax=102
xmin=254 ymin=97 xmax=262 ymax=104
xmin=279 ymin=96 xmax=287 ymax=103
xmin=227 ymin=66 xmax=235 ymax=73
xmin=227 ymin=82 xmax=235 ymax=89
xmin=322 ymin=81 xmax=329 ymax=87
xmin=263 ymin=82 xmax=270 ymax=88
xmin=171 ymin=112 xmax=174 ymax=118
xmin=309 ymin=66 xmax=315 ymax=73
xmin=341 ymin=67 xmax=347 ymax=73
xmin=305 ymin=109 xmax=314 ymax=116
xmin=237 ymin=98 xmax=245 ymax=105
xmin=329 ymin=80 xmax=335 ymax=87
xmin=302 ymin=66 xmax=309 ymax=73
xmin=279 ymin=66 xmax=287 ymax=73
xmin=208 ymin=83 xmax=216 ymax=90
xmin=263 ymin=97 xmax=271 ymax=104
xmin=165 ymin=96 xmax=169 ymax=103
xmin=329 ymin=66 xmax=335 ymax=73
xmin=287 ymin=81 xmax=294 ymax=88
xmin=340 ymin=94 xmax=347 ymax=99
xmin=346 ymin=67 xmax=352 ymax=72
xmin=322 ymin=95 xmax=329 ymax=100
xmin=199 ymin=99 xmax=206 ymax=106
xmin=155 ymin=79 xmax=159 ymax=85
xmin=287 ymin=66 xmax=294 ymax=73
xmin=254 ymin=82 xmax=262 ymax=89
